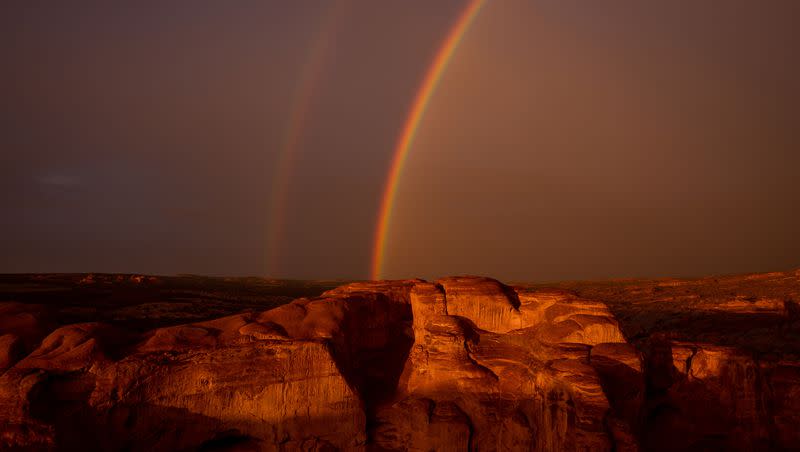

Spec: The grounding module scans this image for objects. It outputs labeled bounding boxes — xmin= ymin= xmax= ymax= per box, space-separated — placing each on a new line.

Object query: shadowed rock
xmin=0 ymin=271 xmax=798 ymax=451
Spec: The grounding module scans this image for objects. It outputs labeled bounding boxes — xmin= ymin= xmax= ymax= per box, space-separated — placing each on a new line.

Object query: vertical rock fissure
xmin=436 ymin=283 xmax=448 ymax=316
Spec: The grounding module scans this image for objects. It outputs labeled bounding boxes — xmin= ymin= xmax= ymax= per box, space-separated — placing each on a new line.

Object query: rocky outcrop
xmin=556 ymin=269 xmax=800 ymax=451
xmin=370 ymin=279 xmax=631 ymax=451
xmin=0 ymin=271 xmax=798 ymax=451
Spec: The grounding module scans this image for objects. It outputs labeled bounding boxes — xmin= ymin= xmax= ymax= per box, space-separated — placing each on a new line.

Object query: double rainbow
xmin=266 ymin=1 xmax=348 ymax=276
xmin=371 ymin=0 xmax=488 ymax=280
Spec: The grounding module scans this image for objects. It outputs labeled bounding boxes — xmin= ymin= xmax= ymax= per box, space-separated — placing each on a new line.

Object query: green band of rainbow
xmin=371 ymin=0 xmax=487 ymax=280
xmin=266 ymin=1 xmax=347 ymax=276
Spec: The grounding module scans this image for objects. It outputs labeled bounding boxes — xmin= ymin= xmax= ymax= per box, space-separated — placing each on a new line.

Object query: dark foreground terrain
xmin=0 ymin=270 xmax=798 ymax=451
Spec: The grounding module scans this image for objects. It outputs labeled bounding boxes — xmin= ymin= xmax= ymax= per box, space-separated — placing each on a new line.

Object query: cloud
xmin=36 ymin=174 xmax=82 ymax=188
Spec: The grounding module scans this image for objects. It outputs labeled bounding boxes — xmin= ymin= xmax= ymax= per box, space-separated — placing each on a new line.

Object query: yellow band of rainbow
xmin=371 ymin=0 xmax=487 ymax=280
xmin=266 ymin=1 xmax=348 ymax=276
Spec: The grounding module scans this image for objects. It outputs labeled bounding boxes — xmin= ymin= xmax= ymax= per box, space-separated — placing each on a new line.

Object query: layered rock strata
xmin=0 ymin=271 xmax=797 ymax=451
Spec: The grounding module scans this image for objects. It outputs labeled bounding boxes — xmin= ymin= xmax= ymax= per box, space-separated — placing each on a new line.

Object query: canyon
xmin=0 ymin=271 xmax=798 ymax=451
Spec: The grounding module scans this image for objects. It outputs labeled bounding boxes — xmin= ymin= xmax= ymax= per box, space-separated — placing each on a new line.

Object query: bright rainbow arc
xmin=371 ymin=0 xmax=487 ymax=280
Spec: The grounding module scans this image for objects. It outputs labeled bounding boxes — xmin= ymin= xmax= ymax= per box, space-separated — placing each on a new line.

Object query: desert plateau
xmin=0 ymin=271 xmax=798 ymax=451
xmin=4 ymin=1 xmax=799 ymax=450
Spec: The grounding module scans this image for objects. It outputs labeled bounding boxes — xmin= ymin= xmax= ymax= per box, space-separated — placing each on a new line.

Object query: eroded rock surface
xmin=0 ymin=271 xmax=798 ymax=451
xmin=545 ymin=270 xmax=800 ymax=451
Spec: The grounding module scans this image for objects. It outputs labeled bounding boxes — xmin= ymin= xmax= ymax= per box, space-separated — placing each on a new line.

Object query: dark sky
xmin=2 ymin=0 xmax=798 ymax=281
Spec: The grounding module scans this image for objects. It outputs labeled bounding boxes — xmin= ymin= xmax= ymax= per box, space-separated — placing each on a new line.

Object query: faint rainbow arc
xmin=266 ymin=1 xmax=347 ymax=276
xmin=371 ymin=0 xmax=487 ymax=280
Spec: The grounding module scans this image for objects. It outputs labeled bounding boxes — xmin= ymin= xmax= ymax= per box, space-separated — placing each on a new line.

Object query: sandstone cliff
xmin=0 ymin=271 xmax=797 ymax=451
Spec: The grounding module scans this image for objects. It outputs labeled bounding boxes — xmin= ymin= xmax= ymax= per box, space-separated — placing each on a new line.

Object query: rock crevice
xmin=1 ymin=272 xmax=798 ymax=451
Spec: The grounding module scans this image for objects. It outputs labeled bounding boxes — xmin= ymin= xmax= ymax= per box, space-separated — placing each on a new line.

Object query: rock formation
xmin=0 ymin=271 xmax=798 ymax=451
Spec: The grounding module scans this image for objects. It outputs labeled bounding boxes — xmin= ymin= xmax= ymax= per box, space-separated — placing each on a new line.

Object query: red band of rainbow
xmin=266 ymin=1 xmax=348 ymax=276
xmin=371 ymin=0 xmax=487 ymax=280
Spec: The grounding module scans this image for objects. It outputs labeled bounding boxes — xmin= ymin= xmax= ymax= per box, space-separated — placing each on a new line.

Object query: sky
xmin=1 ymin=0 xmax=798 ymax=281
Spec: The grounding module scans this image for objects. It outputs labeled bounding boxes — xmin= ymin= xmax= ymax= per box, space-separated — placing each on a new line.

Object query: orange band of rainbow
xmin=371 ymin=0 xmax=487 ymax=280
xmin=266 ymin=1 xmax=348 ymax=276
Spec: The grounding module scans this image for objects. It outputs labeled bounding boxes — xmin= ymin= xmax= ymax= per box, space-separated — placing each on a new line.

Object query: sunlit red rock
xmin=0 ymin=271 xmax=798 ymax=451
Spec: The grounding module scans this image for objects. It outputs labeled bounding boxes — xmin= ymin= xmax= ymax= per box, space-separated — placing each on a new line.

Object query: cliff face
xmin=0 ymin=271 xmax=798 ymax=451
